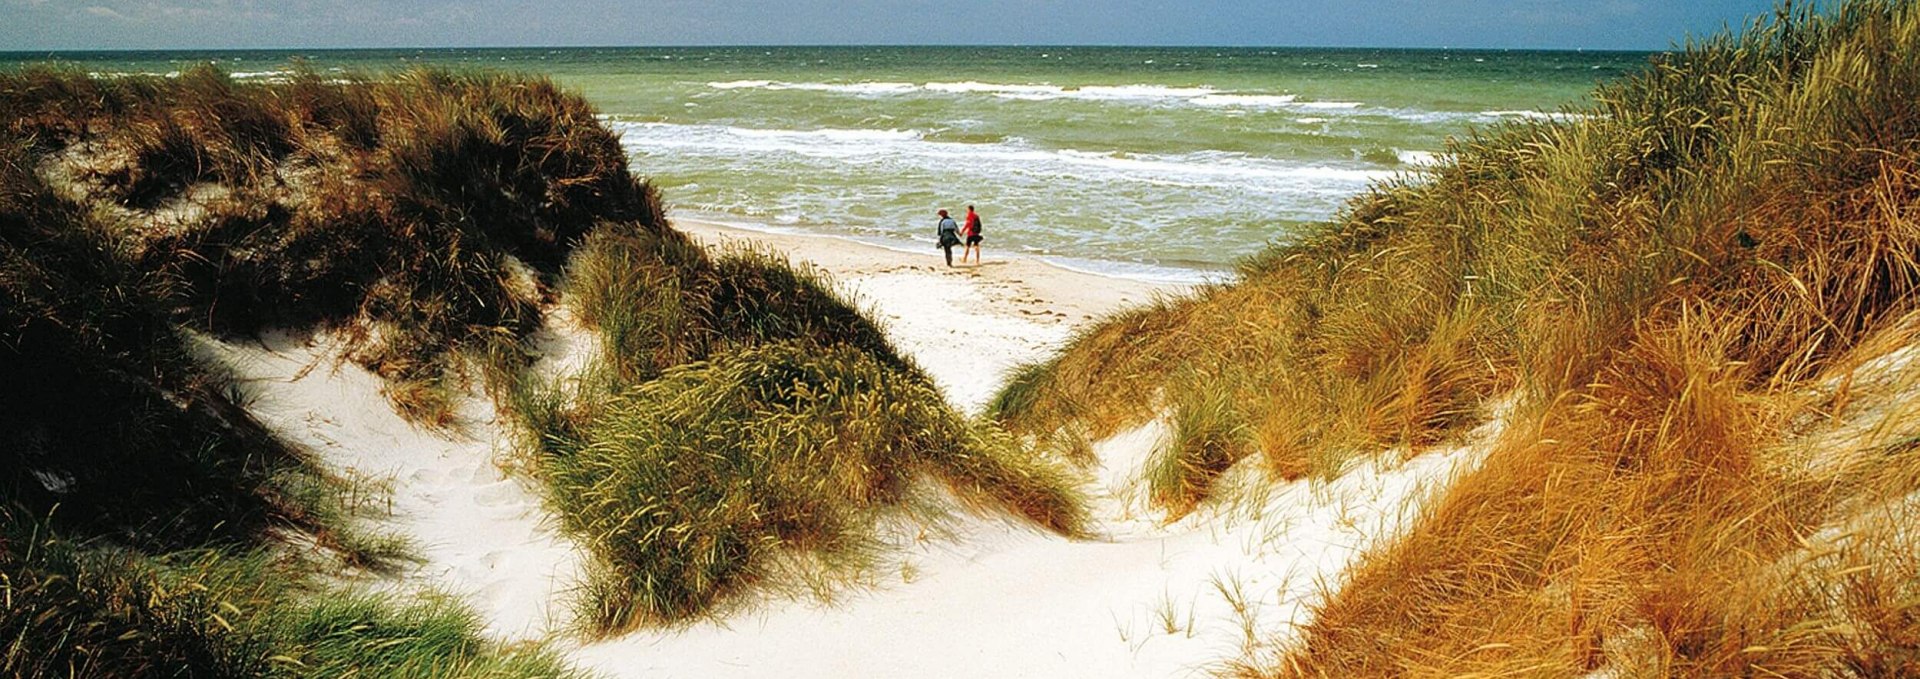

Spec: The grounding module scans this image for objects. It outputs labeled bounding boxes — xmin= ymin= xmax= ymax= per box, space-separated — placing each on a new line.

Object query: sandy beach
xmin=674 ymin=219 xmax=1174 ymax=412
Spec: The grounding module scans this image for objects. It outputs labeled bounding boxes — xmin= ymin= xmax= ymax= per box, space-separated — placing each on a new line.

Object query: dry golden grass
xmin=990 ymin=0 xmax=1920 ymax=673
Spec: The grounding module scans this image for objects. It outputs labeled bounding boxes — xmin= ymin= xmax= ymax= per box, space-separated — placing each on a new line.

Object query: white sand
xmin=567 ymin=422 xmax=1483 ymax=678
xmin=209 ymin=216 xmax=1489 ymax=677
xmin=204 ymin=331 xmax=588 ymax=642
xmin=677 ymin=219 xmax=1167 ymax=413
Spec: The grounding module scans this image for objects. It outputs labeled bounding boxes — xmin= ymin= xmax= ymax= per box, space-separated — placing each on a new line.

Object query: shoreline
xmin=675 ymin=210 xmax=1231 ymax=286
xmin=674 ymin=217 xmax=1181 ymax=412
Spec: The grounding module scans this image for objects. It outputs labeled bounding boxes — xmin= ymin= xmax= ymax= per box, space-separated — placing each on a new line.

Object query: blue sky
xmin=2 ymin=0 xmax=1786 ymax=51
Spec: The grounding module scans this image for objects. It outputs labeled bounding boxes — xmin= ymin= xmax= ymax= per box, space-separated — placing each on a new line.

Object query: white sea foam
xmin=723 ymin=126 xmax=923 ymax=143
xmin=614 ymin=121 xmax=1390 ymax=188
xmin=1073 ymin=84 xmax=1219 ymax=99
xmin=704 ymin=79 xmax=1358 ymax=110
xmin=923 ymin=81 xmax=1065 ymax=96
xmin=780 ymin=81 xmax=919 ymax=94
xmin=1397 ymin=149 xmax=1443 ymax=167
xmin=1191 ymin=93 xmax=1299 ymax=107
xmin=1294 ymin=101 xmax=1365 ymax=110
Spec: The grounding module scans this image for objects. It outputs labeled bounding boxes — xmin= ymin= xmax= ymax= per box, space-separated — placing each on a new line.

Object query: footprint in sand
xmin=472 ymin=480 xmax=524 ymax=508
xmin=466 ymin=463 xmax=502 ymax=485
xmin=482 ymin=549 xmax=513 ymax=571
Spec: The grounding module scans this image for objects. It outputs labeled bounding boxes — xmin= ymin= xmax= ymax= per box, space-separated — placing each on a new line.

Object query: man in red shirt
xmin=961 ymin=205 xmax=984 ymax=265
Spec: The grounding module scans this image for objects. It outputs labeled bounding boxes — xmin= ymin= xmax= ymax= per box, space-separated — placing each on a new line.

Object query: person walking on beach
xmin=936 ymin=209 xmax=961 ymax=267
xmin=961 ymin=205 xmax=984 ymax=265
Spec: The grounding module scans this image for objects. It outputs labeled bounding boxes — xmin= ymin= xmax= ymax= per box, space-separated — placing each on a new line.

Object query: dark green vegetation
xmin=512 ymin=222 xmax=1084 ymax=632
xmin=993 ymin=1 xmax=1920 ymax=675
xmin=1 ymin=525 xmax=576 ymax=677
xmin=3 ymin=63 xmax=651 ymax=425
xmin=2 ymin=66 xmax=599 ymax=676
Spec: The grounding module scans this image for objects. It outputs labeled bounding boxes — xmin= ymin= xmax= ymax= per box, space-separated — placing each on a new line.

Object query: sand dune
xmin=208 ymin=217 xmax=1483 ymax=677
xmin=206 ymin=332 xmax=588 ymax=642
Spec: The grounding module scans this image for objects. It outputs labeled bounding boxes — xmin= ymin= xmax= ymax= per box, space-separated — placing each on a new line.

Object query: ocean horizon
xmin=3 ymin=46 xmax=1653 ymax=281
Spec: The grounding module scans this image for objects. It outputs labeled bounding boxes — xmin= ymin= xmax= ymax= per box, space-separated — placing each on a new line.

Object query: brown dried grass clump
xmin=988 ymin=0 xmax=1920 ymax=673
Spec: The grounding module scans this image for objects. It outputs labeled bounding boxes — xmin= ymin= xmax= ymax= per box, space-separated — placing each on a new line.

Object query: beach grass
xmin=523 ymin=341 xmax=1083 ymax=630
xmin=9 ymin=58 xmax=1085 ymax=647
xmin=0 ymin=511 xmax=581 ymax=678
xmin=3 ymin=62 xmax=651 ymax=426
xmin=512 ymin=220 xmax=1086 ymax=632
xmin=990 ymin=0 xmax=1920 ymax=674
xmin=2 ymin=74 xmax=589 ymax=676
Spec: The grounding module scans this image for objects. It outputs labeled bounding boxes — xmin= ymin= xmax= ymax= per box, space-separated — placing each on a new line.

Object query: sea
xmin=2 ymin=47 xmax=1653 ymax=281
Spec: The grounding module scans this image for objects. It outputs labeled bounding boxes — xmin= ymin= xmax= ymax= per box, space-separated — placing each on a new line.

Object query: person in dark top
xmin=936 ymin=209 xmax=961 ymax=267
xmin=961 ymin=204 xmax=984 ymax=265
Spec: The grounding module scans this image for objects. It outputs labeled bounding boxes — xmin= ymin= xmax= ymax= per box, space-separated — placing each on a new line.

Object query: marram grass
xmin=519 ymin=337 xmax=1085 ymax=632
xmin=2 ymin=67 xmax=630 ymax=677
xmin=0 ymin=510 xmax=584 ymax=679
xmin=991 ymin=0 xmax=1920 ymax=675
xmin=513 ymin=220 xmax=1085 ymax=632
xmin=2 ymin=62 xmax=659 ymax=426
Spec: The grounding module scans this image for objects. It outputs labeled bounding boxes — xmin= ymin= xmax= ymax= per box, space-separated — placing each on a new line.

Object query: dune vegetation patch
xmin=3 ymin=63 xmax=655 ymax=425
xmin=6 ymin=60 xmax=1082 ymax=659
xmin=1 ymin=75 xmax=589 ymax=676
xmin=510 ymin=221 xmax=1086 ymax=633
xmin=0 ymin=516 xmax=582 ymax=678
xmin=992 ymin=0 xmax=1920 ymax=674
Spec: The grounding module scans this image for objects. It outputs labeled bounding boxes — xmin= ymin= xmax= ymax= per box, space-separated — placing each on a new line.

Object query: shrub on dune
xmin=0 ymin=139 xmax=326 ymax=552
xmin=511 ymin=217 xmax=1084 ymax=631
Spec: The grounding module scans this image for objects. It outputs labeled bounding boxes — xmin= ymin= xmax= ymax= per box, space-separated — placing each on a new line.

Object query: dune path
xmin=207 ymin=218 xmax=1486 ymax=677
xmin=563 ymin=222 xmax=1488 ymax=677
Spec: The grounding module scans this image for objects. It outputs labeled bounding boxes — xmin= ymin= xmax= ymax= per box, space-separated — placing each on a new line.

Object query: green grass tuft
xmin=525 ymin=339 xmax=1084 ymax=631
xmin=513 ymin=218 xmax=1085 ymax=632
xmin=0 ymin=510 xmax=583 ymax=678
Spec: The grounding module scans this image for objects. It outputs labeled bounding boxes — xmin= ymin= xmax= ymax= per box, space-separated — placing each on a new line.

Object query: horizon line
xmin=0 ymin=43 xmax=1672 ymax=56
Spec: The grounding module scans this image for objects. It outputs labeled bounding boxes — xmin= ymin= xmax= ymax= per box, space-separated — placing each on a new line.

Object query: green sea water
xmin=3 ymin=47 xmax=1653 ymax=279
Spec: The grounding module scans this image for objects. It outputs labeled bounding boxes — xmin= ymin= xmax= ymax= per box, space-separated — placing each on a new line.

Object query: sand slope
xmin=562 ymin=224 xmax=1487 ymax=677
xmin=205 ymin=332 xmax=588 ymax=642
xmin=208 ymin=220 xmax=1487 ymax=677
xmin=567 ymin=422 xmax=1482 ymax=677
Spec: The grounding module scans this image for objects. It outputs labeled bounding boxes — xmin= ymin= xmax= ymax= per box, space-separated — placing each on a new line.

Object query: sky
xmin=1 ymin=0 xmax=1788 ymax=51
